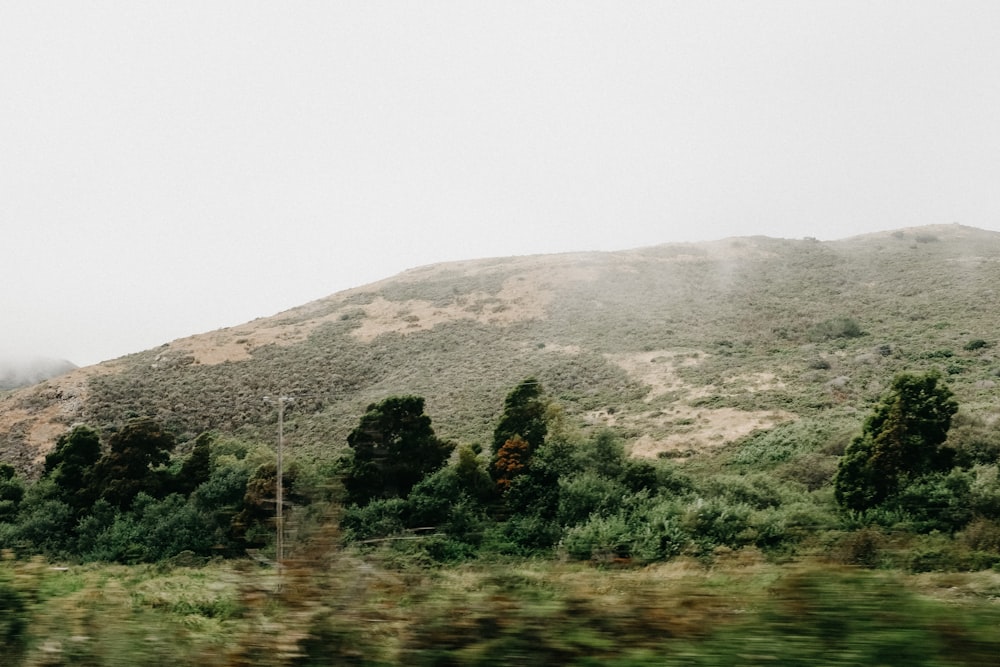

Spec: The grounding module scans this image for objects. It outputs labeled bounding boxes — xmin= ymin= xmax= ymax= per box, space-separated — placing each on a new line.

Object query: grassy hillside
xmin=2 ymin=223 xmax=999 ymax=472
xmin=2 ymin=224 xmax=1000 ymax=665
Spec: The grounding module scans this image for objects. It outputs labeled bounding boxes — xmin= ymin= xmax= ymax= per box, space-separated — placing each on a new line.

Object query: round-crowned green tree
xmin=343 ymin=396 xmax=453 ymax=505
xmin=93 ymin=417 xmax=177 ymax=509
xmin=834 ymin=371 xmax=959 ymax=512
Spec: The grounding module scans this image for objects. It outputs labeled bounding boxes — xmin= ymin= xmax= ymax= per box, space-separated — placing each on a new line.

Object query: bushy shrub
xmin=774 ymin=500 xmax=840 ymax=537
xmin=74 ymin=499 xmax=118 ymax=557
xmin=192 ymin=458 xmax=253 ymax=515
xmin=453 ymin=444 xmax=495 ymax=504
xmin=949 ymin=414 xmax=1000 ymax=466
xmin=341 ymin=498 xmax=408 ymax=541
xmin=620 ymin=459 xmax=658 ymax=493
xmin=890 ymin=470 xmax=973 ymax=533
xmin=747 ymin=508 xmax=792 ymax=550
xmin=438 ymin=497 xmax=490 ymax=548
xmin=557 ymin=472 xmax=629 ymax=526
xmin=681 ymin=498 xmax=754 ymax=550
xmin=960 ymin=517 xmax=1000 ymax=552
xmin=7 ymin=494 xmax=75 ymax=557
xmin=631 ymin=515 xmax=689 ymax=562
xmin=575 ymin=429 xmax=626 ymax=479
xmin=963 ymin=338 xmax=991 ymax=351
xmin=732 ymin=419 xmax=843 ymax=468
xmin=807 ymin=317 xmax=863 ymax=342
xmin=561 ymin=513 xmax=635 ymax=561
xmin=655 ymin=464 xmax=695 ymax=495
xmin=705 ymin=474 xmax=784 ymax=510
xmin=623 ymin=497 xmax=691 ymax=562
xmin=968 ymin=464 xmax=1000 ymax=518
xmin=807 ymin=356 xmax=832 ymax=370
xmin=79 ymin=493 xmax=214 ymax=563
xmin=501 ymin=447 xmax=564 ymax=521
xmin=406 ymin=467 xmax=464 ymax=527
xmin=481 ymin=515 xmax=561 ymax=555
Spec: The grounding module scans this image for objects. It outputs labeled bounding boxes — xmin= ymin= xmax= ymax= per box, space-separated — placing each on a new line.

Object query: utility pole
xmin=263 ymin=395 xmax=294 ymax=575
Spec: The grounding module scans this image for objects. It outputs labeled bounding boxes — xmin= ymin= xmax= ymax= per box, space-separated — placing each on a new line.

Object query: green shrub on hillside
xmin=807 ymin=316 xmax=864 ymax=342
xmin=557 ymin=472 xmax=630 ymax=527
xmin=963 ymin=338 xmax=991 ymax=351
xmin=730 ymin=419 xmax=845 ymax=467
xmin=561 ymin=511 xmax=641 ymax=561
xmin=949 ymin=413 xmax=1000 ymax=466
xmin=79 ymin=493 xmax=214 ymax=563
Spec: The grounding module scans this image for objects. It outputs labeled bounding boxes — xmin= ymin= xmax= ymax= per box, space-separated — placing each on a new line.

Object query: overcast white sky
xmin=3 ymin=2 xmax=999 ymax=366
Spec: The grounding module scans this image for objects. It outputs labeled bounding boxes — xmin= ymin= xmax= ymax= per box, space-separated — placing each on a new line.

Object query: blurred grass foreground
xmin=2 ymin=547 xmax=1000 ymax=666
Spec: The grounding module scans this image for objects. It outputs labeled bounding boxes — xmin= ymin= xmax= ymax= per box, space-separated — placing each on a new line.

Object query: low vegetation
xmin=4 ymin=554 xmax=1000 ymax=666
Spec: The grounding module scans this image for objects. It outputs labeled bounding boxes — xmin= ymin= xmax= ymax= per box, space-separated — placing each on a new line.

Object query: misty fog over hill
xmin=0 ymin=357 xmax=76 ymax=391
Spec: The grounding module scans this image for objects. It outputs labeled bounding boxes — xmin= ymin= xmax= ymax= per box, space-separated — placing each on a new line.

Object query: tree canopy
xmin=492 ymin=377 xmax=548 ymax=454
xmin=93 ymin=417 xmax=177 ymax=509
xmin=490 ymin=378 xmax=549 ymax=492
xmin=343 ymin=396 xmax=453 ymax=505
xmin=834 ymin=371 xmax=959 ymax=512
xmin=43 ymin=424 xmax=103 ymax=512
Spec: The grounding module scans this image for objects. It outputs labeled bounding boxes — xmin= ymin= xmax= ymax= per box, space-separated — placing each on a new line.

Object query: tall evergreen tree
xmin=490 ymin=378 xmax=549 ymax=489
xmin=834 ymin=371 xmax=959 ymax=512
xmin=174 ymin=431 xmax=213 ymax=496
xmin=492 ymin=377 xmax=548 ymax=454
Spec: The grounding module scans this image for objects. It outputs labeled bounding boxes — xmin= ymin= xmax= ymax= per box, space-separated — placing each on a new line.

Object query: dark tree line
xmin=0 ymin=418 xmax=292 ymax=562
xmin=0 ymin=371 xmax=995 ymax=566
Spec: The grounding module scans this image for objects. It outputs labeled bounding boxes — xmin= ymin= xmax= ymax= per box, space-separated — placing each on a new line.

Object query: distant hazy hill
xmin=2 ymin=224 xmax=999 ymax=473
xmin=0 ymin=357 xmax=77 ymax=391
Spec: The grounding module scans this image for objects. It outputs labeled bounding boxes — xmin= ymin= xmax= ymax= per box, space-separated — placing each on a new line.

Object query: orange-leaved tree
xmin=492 ymin=435 xmax=530 ymax=493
